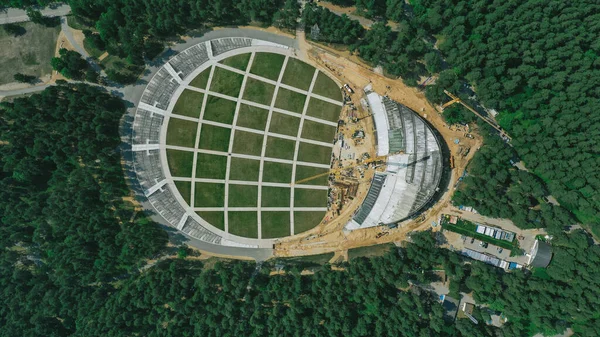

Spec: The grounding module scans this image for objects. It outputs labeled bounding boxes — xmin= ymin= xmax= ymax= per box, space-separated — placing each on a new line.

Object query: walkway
xmin=0 ymin=3 xmax=71 ymax=24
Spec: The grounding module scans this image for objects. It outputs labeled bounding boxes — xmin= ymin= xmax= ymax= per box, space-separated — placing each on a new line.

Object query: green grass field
xmin=198 ymin=125 xmax=231 ymax=152
xmin=195 ymin=153 xmax=228 ymax=179
xmin=232 ymin=131 xmax=264 ymax=156
xmin=301 ymin=120 xmax=337 ymax=143
xmin=312 ymin=72 xmax=342 ymax=101
xmin=262 ymin=161 xmax=293 ymax=183
xmin=306 ymin=98 xmax=342 ymax=122
xmin=228 ymin=212 xmax=258 ymax=238
xmin=189 ymin=67 xmax=211 ymax=89
xmin=348 ymin=243 xmax=395 ymax=260
xmin=243 ymin=78 xmax=276 ymax=106
xmin=275 ymin=88 xmax=307 ymax=114
xmin=268 ymin=112 xmax=300 ymax=136
xmin=203 ymin=96 xmax=236 ymax=124
xmin=297 ymin=143 xmax=332 ymax=164
xmin=173 ymin=90 xmax=204 ymax=118
xmin=295 ymin=165 xmax=330 ymax=185
xmin=261 ymin=212 xmax=291 ymax=238
xmin=294 ymin=211 xmax=326 ymax=234
xmin=194 ymin=182 xmax=225 ymax=207
xmin=229 ymin=158 xmax=261 ymax=181
xmin=236 ymin=104 xmax=269 ymax=130
xmin=294 ymin=189 xmax=328 ymax=207
xmin=166 ymin=118 xmax=198 ymax=148
xmin=250 ymin=52 xmax=285 ymax=80
xmin=210 ymin=67 xmax=244 ymax=97
xmin=219 ymin=53 xmax=250 ymax=71
xmin=166 ymin=149 xmax=194 ymax=177
xmin=261 ymin=187 xmax=291 ymax=207
xmin=196 ymin=211 xmax=225 ymax=230
xmin=265 ymin=137 xmax=296 ymax=160
xmin=281 ymin=58 xmax=316 ymax=91
xmin=174 ymin=181 xmax=191 ymax=205
xmin=228 ymin=185 xmax=258 ymax=207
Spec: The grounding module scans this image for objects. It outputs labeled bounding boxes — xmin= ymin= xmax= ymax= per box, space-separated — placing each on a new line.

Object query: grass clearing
xmin=243 ymin=78 xmax=275 ymax=105
xmin=189 ymin=67 xmax=211 ymax=89
xmin=229 ymin=158 xmax=261 ymax=181
xmin=306 ymin=98 xmax=342 ymax=122
xmin=228 ymin=185 xmax=258 ymax=207
xmin=173 ymin=90 xmax=204 ymax=118
xmin=276 ymin=252 xmax=334 ymax=266
xmin=294 ymin=211 xmax=325 ymax=234
xmin=265 ymin=137 xmax=296 ymax=160
xmin=210 ymin=67 xmax=244 ymax=97
xmin=268 ymin=112 xmax=300 ymax=136
xmin=312 ymin=72 xmax=342 ymax=102
xmin=236 ymin=104 xmax=269 ymax=130
xmin=261 ymin=212 xmax=291 ymax=238
xmin=301 ymin=120 xmax=337 ymax=143
xmin=174 ymin=181 xmax=191 ymax=205
xmin=166 ymin=118 xmax=198 ymax=148
xmin=441 ymin=220 xmax=515 ymax=251
xmin=250 ymin=52 xmax=285 ymax=80
xmin=297 ymin=143 xmax=332 ymax=164
xmin=219 ymin=53 xmax=250 ymax=71
xmin=203 ymin=96 xmax=236 ymax=124
xmin=166 ymin=149 xmax=194 ymax=177
xmin=198 ymin=124 xmax=231 ymax=152
xmin=0 ymin=21 xmax=60 ymax=85
xmin=228 ymin=212 xmax=258 ymax=238
xmin=294 ymin=189 xmax=328 ymax=207
xmin=196 ymin=211 xmax=225 ymax=231
xmin=275 ymin=88 xmax=307 ymax=114
xmin=261 ymin=187 xmax=291 ymax=207
xmin=262 ymin=162 xmax=293 ymax=183
xmin=295 ymin=165 xmax=330 ymax=185
xmin=281 ymin=58 xmax=315 ymax=91
xmin=83 ymin=37 xmax=105 ymax=59
xmin=194 ymin=182 xmax=225 ymax=207
xmin=195 ymin=153 xmax=228 ymax=179
xmin=348 ymin=243 xmax=395 ymax=260
xmin=232 ymin=131 xmax=264 ymax=156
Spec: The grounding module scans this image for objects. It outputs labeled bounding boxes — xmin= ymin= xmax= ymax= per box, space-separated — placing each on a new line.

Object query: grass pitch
xmin=174 ymin=181 xmax=191 ymax=205
xmin=236 ymin=104 xmax=269 ymax=131
xmin=306 ymin=98 xmax=342 ymax=123
xmin=294 ymin=211 xmax=326 ymax=235
xmin=281 ymin=58 xmax=315 ymax=91
xmin=228 ymin=212 xmax=258 ymax=238
xmin=261 ymin=212 xmax=291 ymax=238
xmin=196 ymin=211 xmax=225 ymax=231
xmin=228 ymin=184 xmax=258 ymax=207
xmin=203 ymin=96 xmax=236 ymax=124
xmin=166 ymin=118 xmax=198 ymax=148
xmin=295 ymin=165 xmax=330 ymax=185
xmin=194 ymin=182 xmax=225 ymax=207
xmin=250 ymin=52 xmax=285 ymax=80
xmin=166 ymin=149 xmax=194 ymax=177
xmin=297 ymin=143 xmax=332 ymax=164
xmin=262 ymin=161 xmax=293 ymax=183
xmin=243 ymin=77 xmax=275 ymax=106
xmin=198 ymin=125 xmax=231 ymax=152
xmin=210 ymin=67 xmax=244 ymax=97
xmin=312 ymin=72 xmax=342 ymax=101
xmin=232 ymin=131 xmax=264 ymax=156
xmin=261 ymin=187 xmax=291 ymax=207
xmin=301 ymin=120 xmax=337 ymax=143
xmin=219 ymin=53 xmax=250 ymax=71
xmin=195 ymin=153 xmax=228 ymax=179
xmin=275 ymin=88 xmax=307 ymax=114
xmin=265 ymin=137 xmax=296 ymax=160
xmin=268 ymin=112 xmax=300 ymax=136
xmin=172 ymin=89 xmax=204 ymax=118
xmin=189 ymin=67 xmax=211 ymax=89
xmin=294 ymin=189 xmax=328 ymax=207
xmin=229 ymin=158 xmax=261 ymax=181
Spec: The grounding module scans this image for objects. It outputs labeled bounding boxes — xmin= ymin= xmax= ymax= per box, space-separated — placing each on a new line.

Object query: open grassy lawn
xmin=173 ymin=89 xmax=204 ymax=118
xmin=295 ymin=165 xmax=330 ymax=185
xmin=262 ymin=161 xmax=293 ymax=183
xmin=194 ymin=182 xmax=225 ymax=207
xmin=189 ymin=67 xmax=211 ymax=89
xmin=229 ymin=158 xmax=261 ymax=181
xmin=268 ymin=112 xmax=300 ymax=136
xmin=219 ymin=53 xmax=250 ymax=71
xmin=196 ymin=211 xmax=225 ymax=231
xmin=236 ymin=104 xmax=269 ymax=130
xmin=203 ymin=96 xmax=236 ymax=124
xmin=281 ymin=58 xmax=315 ymax=91
xmin=301 ymin=120 xmax=337 ymax=143
xmin=228 ymin=185 xmax=258 ymax=207
xmin=276 ymin=252 xmax=334 ymax=266
xmin=232 ymin=131 xmax=264 ymax=156
xmin=297 ymin=143 xmax=332 ymax=164
xmin=228 ymin=212 xmax=258 ymax=238
xmin=275 ymin=88 xmax=307 ymax=114
xmin=166 ymin=149 xmax=194 ymax=177
xmin=166 ymin=118 xmax=198 ymax=148
xmin=294 ymin=189 xmax=328 ymax=207
xmin=250 ymin=52 xmax=285 ymax=80
xmin=294 ymin=211 xmax=325 ymax=234
xmin=195 ymin=153 xmax=228 ymax=179
xmin=306 ymin=98 xmax=342 ymax=122
xmin=174 ymin=181 xmax=191 ymax=205
xmin=261 ymin=212 xmax=291 ymax=238
xmin=0 ymin=21 xmax=60 ymax=85
xmin=261 ymin=187 xmax=291 ymax=207
xmin=243 ymin=78 xmax=275 ymax=105
xmin=312 ymin=72 xmax=342 ymax=102
xmin=265 ymin=137 xmax=296 ymax=160
xmin=198 ymin=124 xmax=231 ymax=152
xmin=210 ymin=67 xmax=244 ymax=97
xmin=348 ymin=243 xmax=395 ymax=260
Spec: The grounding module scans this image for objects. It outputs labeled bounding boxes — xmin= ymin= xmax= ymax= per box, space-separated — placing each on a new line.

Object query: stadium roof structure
xmin=529 ymin=240 xmax=553 ymax=268
xmin=346 ymin=87 xmax=443 ymax=230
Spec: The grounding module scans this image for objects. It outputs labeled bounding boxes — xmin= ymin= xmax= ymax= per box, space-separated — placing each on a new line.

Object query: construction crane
xmin=294 ymin=151 xmax=404 ymax=185
xmin=442 ymin=90 xmax=512 ymax=141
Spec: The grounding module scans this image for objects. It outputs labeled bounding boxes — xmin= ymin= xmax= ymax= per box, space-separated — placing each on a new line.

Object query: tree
xmin=13 ymin=73 xmax=37 ymax=83
xmin=3 ymin=23 xmax=26 ymax=36
xmin=51 ymin=48 xmax=93 ymax=80
xmin=272 ymin=0 xmax=300 ymax=31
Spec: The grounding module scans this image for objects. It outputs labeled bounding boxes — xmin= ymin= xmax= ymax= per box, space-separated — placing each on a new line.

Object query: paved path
xmin=0 ymin=3 xmax=71 ymax=24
